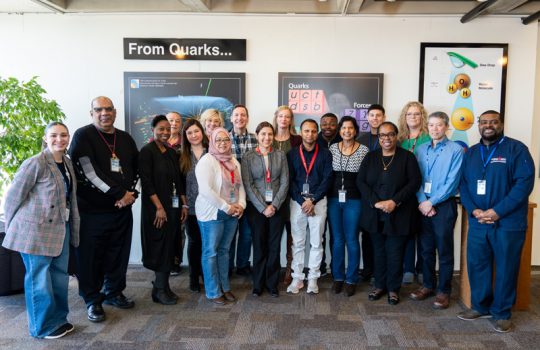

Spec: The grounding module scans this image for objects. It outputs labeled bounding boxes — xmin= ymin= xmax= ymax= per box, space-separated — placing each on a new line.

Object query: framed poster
xmin=278 ymin=73 xmax=383 ymax=132
xmin=419 ymin=43 xmax=508 ymax=148
xmin=124 ymin=72 xmax=245 ymax=148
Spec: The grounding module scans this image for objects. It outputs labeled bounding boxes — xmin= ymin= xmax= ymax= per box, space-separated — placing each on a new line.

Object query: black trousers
xmin=247 ymin=202 xmax=285 ymax=291
xmin=185 ymin=214 xmax=203 ymax=284
xmin=370 ymin=228 xmax=408 ymax=293
xmin=361 ymin=230 xmax=374 ymax=276
xmin=76 ymin=210 xmax=133 ymax=307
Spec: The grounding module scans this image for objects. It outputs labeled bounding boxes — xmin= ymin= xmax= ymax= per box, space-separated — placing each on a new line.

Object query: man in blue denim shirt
xmin=409 ymin=111 xmax=463 ymax=310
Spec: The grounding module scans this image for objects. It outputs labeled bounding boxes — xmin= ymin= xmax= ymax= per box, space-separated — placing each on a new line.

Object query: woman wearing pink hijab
xmin=195 ymin=127 xmax=246 ymax=305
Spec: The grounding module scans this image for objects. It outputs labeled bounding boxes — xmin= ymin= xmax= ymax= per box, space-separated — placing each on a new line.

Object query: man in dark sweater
xmin=69 ymin=96 xmax=139 ymax=323
xmin=458 ymin=110 xmax=534 ymax=333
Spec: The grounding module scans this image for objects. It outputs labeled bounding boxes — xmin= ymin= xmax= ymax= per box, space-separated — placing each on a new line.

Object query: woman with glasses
xmin=397 ymin=101 xmax=430 ymax=285
xmin=357 ymin=122 xmax=421 ymax=305
xmin=242 ymin=121 xmax=289 ymax=297
xmin=195 ymin=127 xmax=246 ymax=304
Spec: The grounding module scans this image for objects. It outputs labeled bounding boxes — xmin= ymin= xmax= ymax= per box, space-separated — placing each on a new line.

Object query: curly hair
xmin=397 ymin=101 xmax=428 ymax=143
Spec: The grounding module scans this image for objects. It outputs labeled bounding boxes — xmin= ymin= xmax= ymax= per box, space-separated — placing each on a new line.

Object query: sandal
xmin=388 ymin=292 xmax=400 ymax=305
xmin=368 ymin=289 xmax=387 ymax=301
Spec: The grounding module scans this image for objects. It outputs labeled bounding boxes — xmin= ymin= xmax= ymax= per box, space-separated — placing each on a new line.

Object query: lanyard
xmin=256 ymin=147 xmax=272 ymax=184
xmin=299 ymin=144 xmax=319 ymax=183
xmin=339 ymin=143 xmax=354 ymax=189
xmin=95 ymin=126 xmax=117 ymax=157
xmin=480 ymin=137 xmax=505 ymax=175
xmin=221 ymin=162 xmax=235 ymax=185
xmin=426 ymin=142 xmax=445 ymax=179
xmin=408 ymin=136 xmax=419 ymax=153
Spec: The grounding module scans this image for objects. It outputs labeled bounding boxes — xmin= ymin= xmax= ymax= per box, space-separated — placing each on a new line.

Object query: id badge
xmin=172 ymin=195 xmax=179 ymax=208
xmin=230 ymin=189 xmax=237 ymax=203
xmin=110 ymin=157 xmax=121 ymax=173
xmin=65 ymin=208 xmax=70 ymax=220
xmin=424 ymin=181 xmax=432 ymax=194
xmin=338 ymin=189 xmax=347 ymax=203
xmin=302 ymin=183 xmax=310 ymax=196
xmin=477 ymin=180 xmax=486 ymax=195
xmin=265 ymin=189 xmax=273 ymax=202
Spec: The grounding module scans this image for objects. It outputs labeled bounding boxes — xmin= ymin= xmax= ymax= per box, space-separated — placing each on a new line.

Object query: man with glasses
xmin=458 ymin=110 xmax=534 ymax=332
xmin=287 ymin=119 xmax=332 ymax=295
xmin=228 ymin=105 xmax=257 ymax=276
xmin=69 ymin=96 xmax=139 ymax=323
xmin=409 ymin=112 xmax=463 ymax=310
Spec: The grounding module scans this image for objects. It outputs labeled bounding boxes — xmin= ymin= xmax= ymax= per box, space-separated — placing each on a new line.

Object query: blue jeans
xmin=199 ymin=211 xmax=238 ymax=299
xmin=328 ymin=198 xmax=361 ymax=284
xmin=229 ymin=215 xmax=252 ymax=269
xmin=20 ymin=226 xmax=70 ymax=338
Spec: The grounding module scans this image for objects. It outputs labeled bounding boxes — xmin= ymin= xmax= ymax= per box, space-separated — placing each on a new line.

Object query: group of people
xmin=2 ymin=96 xmax=534 ymax=339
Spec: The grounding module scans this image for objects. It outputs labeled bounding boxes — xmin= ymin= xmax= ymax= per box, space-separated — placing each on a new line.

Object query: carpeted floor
xmin=1 ymin=267 xmax=540 ymax=349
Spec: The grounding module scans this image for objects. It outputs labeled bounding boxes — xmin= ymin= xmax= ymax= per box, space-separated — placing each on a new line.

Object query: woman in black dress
xmin=139 ymin=115 xmax=188 ymax=305
xmin=356 ymin=122 xmax=421 ymax=305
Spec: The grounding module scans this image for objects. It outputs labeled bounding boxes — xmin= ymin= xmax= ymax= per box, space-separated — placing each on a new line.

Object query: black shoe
xmin=360 ymin=270 xmax=373 ymax=282
xmin=268 ymin=288 xmax=279 ymax=298
xmin=332 ymin=281 xmax=344 ymax=294
xmin=320 ymin=267 xmax=328 ymax=277
xmin=236 ymin=266 xmax=252 ymax=276
xmin=388 ymin=293 xmax=400 ymax=305
xmin=152 ymin=287 xmax=177 ymax=305
xmin=368 ymin=289 xmax=387 ymax=301
xmin=345 ymin=283 xmax=356 ymax=297
xmin=44 ymin=323 xmax=75 ymax=339
xmin=252 ymin=289 xmax=262 ymax=297
xmin=165 ymin=285 xmax=179 ymax=300
xmin=103 ymin=293 xmax=135 ymax=309
xmin=87 ymin=304 xmax=106 ymax=323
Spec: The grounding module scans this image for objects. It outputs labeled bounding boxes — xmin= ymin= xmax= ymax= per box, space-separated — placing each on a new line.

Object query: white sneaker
xmin=307 ymin=279 xmax=319 ymax=294
xmin=287 ymin=278 xmax=304 ymax=294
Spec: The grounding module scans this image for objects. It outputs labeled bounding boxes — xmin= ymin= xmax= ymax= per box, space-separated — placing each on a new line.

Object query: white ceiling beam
xmin=29 ymin=0 xmax=66 ymax=13
xmin=179 ymin=0 xmax=210 ymax=12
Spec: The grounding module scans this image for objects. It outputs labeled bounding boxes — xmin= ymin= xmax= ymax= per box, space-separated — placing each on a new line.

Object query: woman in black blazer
xmin=356 ymin=122 xmax=421 ymax=305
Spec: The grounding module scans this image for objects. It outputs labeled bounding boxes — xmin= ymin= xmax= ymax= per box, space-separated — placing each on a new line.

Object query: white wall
xmin=1 ymin=13 xmax=538 ymax=264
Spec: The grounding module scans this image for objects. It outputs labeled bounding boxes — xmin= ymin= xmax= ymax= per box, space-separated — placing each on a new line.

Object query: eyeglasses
xmin=93 ymin=107 xmax=114 ymax=113
xmin=406 ymin=112 xmax=422 ymax=117
xmin=378 ymin=132 xmax=397 ymax=139
xmin=215 ymin=138 xmax=231 ymax=144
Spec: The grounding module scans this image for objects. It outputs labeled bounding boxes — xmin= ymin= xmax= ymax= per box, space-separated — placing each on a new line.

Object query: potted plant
xmin=0 ymin=76 xmax=65 ymax=225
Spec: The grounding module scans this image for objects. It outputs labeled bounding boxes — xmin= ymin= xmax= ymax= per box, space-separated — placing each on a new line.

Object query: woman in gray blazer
xmin=241 ymin=122 xmax=289 ymax=297
xmin=3 ymin=122 xmax=80 ymax=339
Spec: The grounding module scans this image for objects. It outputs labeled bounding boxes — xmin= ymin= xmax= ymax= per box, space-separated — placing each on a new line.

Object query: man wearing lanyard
xmin=287 ymin=119 xmax=332 ymax=294
xmin=356 ymin=104 xmax=386 ymax=282
xmin=228 ymin=104 xmax=258 ymax=276
xmin=316 ymin=112 xmax=341 ymax=277
xmin=69 ymin=96 xmax=139 ymax=323
xmin=409 ymin=112 xmax=463 ymax=309
xmin=458 ymin=110 xmax=534 ymax=332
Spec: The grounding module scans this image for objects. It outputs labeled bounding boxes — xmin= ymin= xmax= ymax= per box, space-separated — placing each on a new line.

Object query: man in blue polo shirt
xmin=287 ymin=119 xmax=332 ymax=295
xmin=409 ymin=111 xmax=463 ymax=310
xmin=458 ymin=110 xmax=534 ymax=333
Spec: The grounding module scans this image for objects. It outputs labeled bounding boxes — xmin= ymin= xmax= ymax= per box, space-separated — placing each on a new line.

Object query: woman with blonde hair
xmin=199 ymin=108 xmax=224 ymax=137
xmin=397 ymin=101 xmax=430 ymax=285
xmin=271 ymin=105 xmax=301 ymax=285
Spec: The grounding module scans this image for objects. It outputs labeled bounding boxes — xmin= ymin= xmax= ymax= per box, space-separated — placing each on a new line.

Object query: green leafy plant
xmin=0 ymin=76 xmax=65 ymax=197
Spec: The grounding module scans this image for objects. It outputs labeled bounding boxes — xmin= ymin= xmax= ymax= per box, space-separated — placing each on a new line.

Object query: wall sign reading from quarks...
xmin=124 ymin=38 xmax=246 ymax=61
xmin=278 ymin=73 xmax=384 ymax=131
